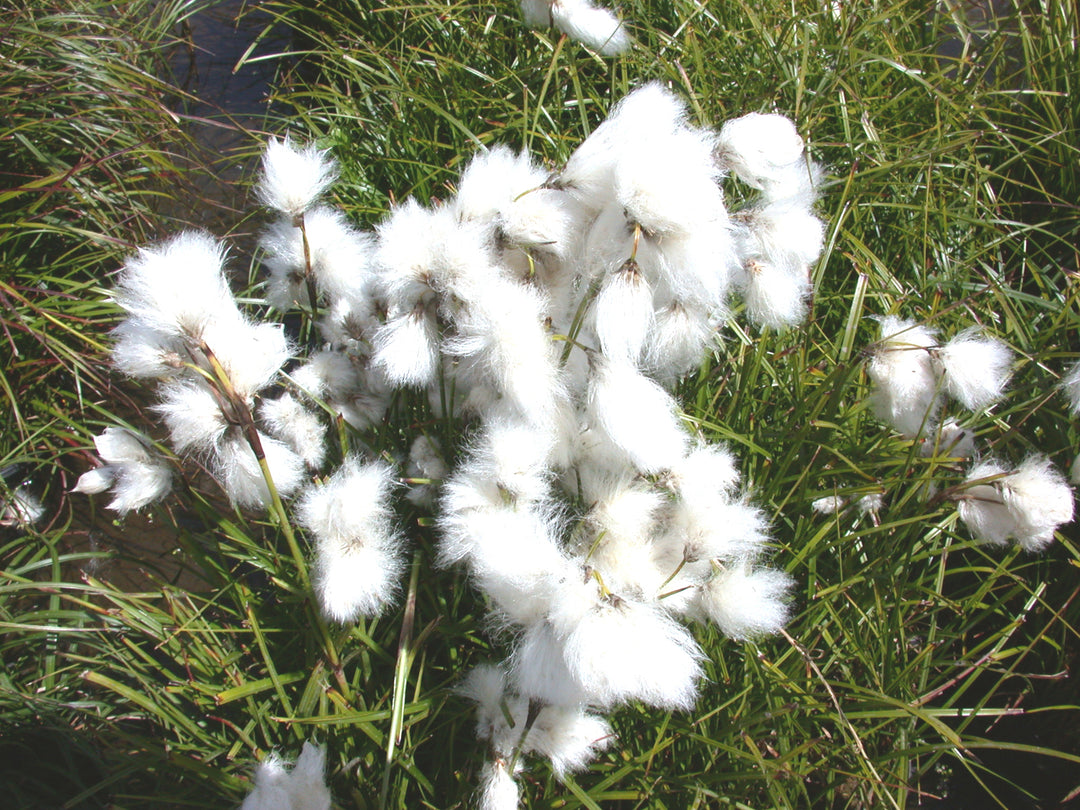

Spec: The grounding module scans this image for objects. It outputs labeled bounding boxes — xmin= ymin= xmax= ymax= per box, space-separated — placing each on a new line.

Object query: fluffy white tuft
xmin=155 ymin=380 xmax=228 ymax=455
xmin=200 ymin=318 xmax=292 ymax=399
xmin=453 ymin=145 xmax=575 ymax=254
xmin=737 ymin=202 xmax=825 ymax=276
xmin=510 ymin=615 xmax=589 ymax=707
xmin=592 ymin=260 xmax=654 ymax=364
xmin=613 ymin=128 xmax=724 ymax=237
xmin=375 ymin=198 xmax=496 ymax=308
xmin=261 ymin=206 xmax=374 ymax=309
xmin=373 ymin=309 xmax=441 ymax=388
xmin=957 ymin=457 xmax=1074 ymax=552
xmin=695 ymin=564 xmax=792 ymax=639
xmin=935 ymin=329 xmax=1013 ymax=411
xmin=478 ymin=759 xmax=521 ymax=810
xmin=551 ymin=0 xmax=631 ymax=55
xmin=645 ymin=298 xmax=717 ymax=382
xmin=551 ymin=594 xmax=704 ymax=710
xmin=297 ymin=457 xmax=404 ymax=621
xmin=1001 ymin=456 xmax=1075 ymax=552
xmin=812 ymin=495 xmax=846 ymax=515
xmin=560 ymin=83 xmax=686 ymax=210
xmin=588 ymin=357 xmax=687 ymax=473
xmin=446 ymin=278 xmax=565 ymax=430
xmin=259 ymin=393 xmax=326 ymax=470
xmin=113 ymin=231 xmax=239 ymax=346
xmin=1062 ymin=360 xmax=1080 ymax=415
xmin=737 ymin=259 xmax=811 ymax=329
xmin=956 ymin=459 xmax=1018 ymax=546
xmin=257 ymin=136 xmax=337 ymax=217
xmin=920 ymin=418 xmax=976 ymax=459
xmin=866 ymin=316 xmax=941 ymax=438
xmin=528 ymin=704 xmax=614 ymax=777
xmin=73 ymin=427 xmax=172 ymax=515
xmin=717 ymin=112 xmax=806 ymax=193
xmin=214 ymin=433 xmax=305 ymax=508
xmin=239 ymin=741 xmax=331 ymax=810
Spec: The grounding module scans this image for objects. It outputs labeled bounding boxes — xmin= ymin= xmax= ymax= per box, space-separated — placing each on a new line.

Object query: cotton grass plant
xmin=3 ymin=0 xmax=1080 ymax=808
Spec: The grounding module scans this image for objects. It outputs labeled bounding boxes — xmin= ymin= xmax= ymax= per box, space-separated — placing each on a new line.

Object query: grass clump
xmin=3 ymin=1 xmax=1080 ymax=809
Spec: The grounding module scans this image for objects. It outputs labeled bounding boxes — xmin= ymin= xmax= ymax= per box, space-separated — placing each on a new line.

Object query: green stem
xmin=380 ymin=551 xmax=422 ymax=809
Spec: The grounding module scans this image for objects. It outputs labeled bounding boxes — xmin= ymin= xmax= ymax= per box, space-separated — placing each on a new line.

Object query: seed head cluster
xmin=96 ymin=82 xmax=829 ymax=806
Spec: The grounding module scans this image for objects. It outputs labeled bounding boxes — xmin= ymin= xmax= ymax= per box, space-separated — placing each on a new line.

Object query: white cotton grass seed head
xmin=866 ymin=316 xmax=942 ymax=438
xmin=453 ymin=145 xmax=574 ymax=254
xmin=113 ymin=231 xmax=239 ymax=346
xmin=447 ymin=279 xmax=568 ymax=433
xmin=73 ymin=427 xmax=173 ymax=515
xmin=111 ymin=318 xmax=185 ymax=381
xmin=635 ymin=224 xmax=736 ymax=314
xmin=318 ymin=291 xmax=382 ymax=352
xmin=296 ymin=457 xmax=404 ymax=621
xmin=957 ymin=457 xmax=1074 ymax=552
xmin=314 ymin=539 xmax=404 ymax=623
xmin=717 ymin=112 xmax=805 ymax=192
xmin=934 ymin=329 xmax=1013 ymax=411
xmin=440 ymin=502 xmax=573 ymax=627
xmin=1061 ymin=359 xmax=1080 ymax=415
xmin=550 ymin=0 xmax=631 ymax=56
xmin=645 ymin=298 xmax=717 ymax=382
xmin=372 ymin=309 xmax=441 ymax=388
xmin=613 ymin=127 xmax=724 ymax=237
xmin=528 ymin=704 xmax=614 ymax=777
xmin=473 ymin=415 xmax=556 ymax=502
xmin=737 ymin=259 xmax=811 ymax=329
xmin=695 ymin=564 xmax=793 ymax=640
xmin=458 ymin=663 xmax=514 ymax=748
xmin=956 ymin=459 xmax=1015 ymax=546
xmin=737 ymin=201 xmax=825 ymax=275
xmin=553 ymin=596 xmax=705 ymax=710
xmin=510 ymin=613 xmax=590 ymax=706
xmin=1001 ymin=456 xmax=1075 ymax=552
xmin=155 ymin=379 xmax=229 ymax=455
xmin=260 ymin=206 xmax=374 ymax=310
xmin=239 ymin=741 xmax=331 ymax=810
xmin=856 ymin=493 xmax=884 ymax=515
xmin=584 ymin=473 xmax=664 ymax=550
xmin=257 ymin=136 xmax=337 ymax=218
xmin=666 ymin=442 xmax=741 ymax=503
xmin=375 ymin=198 xmax=496 ymax=307
xmin=201 ymin=318 xmax=291 ymax=400
xmin=478 ymin=759 xmax=521 ymax=810
xmin=588 ymin=357 xmax=687 ymax=474
xmin=560 ymin=83 xmax=687 ymax=210
xmin=812 ymin=495 xmax=846 ymax=515
xmin=290 ymin=349 xmax=357 ymax=403
xmin=592 ymin=260 xmax=654 ymax=364
xmin=215 ymin=433 xmax=305 ymax=509
xmin=665 ymin=492 xmax=770 ymax=566
xmin=921 ymin=418 xmax=976 ymax=459
xmin=296 ymin=456 xmax=396 ymax=545
xmin=259 ymin=393 xmax=326 ymax=471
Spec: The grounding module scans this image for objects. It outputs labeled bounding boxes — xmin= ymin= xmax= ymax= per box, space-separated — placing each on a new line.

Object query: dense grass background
xmin=1 ymin=0 xmax=1078 ymax=808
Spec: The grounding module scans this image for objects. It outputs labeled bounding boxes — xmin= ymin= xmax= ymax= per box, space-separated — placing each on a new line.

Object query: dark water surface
xmin=162 ymin=0 xmax=290 ymax=230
